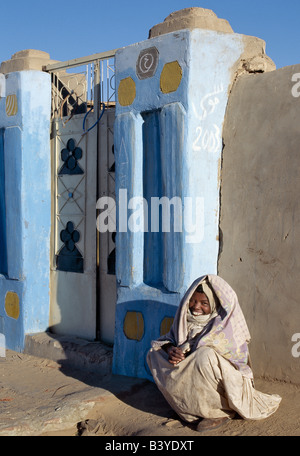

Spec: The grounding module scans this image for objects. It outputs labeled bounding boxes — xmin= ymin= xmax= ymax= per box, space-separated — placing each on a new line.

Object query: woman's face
xmin=189 ymin=291 xmax=211 ymax=316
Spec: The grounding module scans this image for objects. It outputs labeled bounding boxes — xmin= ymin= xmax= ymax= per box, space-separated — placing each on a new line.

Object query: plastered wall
xmin=219 ymin=64 xmax=300 ymax=384
xmin=0 ymin=71 xmax=51 ymax=351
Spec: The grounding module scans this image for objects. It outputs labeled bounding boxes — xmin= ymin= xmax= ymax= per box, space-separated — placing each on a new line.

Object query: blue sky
xmin=0 ymin=0 xmax=299 ymax=69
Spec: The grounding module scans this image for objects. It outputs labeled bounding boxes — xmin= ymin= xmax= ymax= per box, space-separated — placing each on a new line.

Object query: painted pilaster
xmin=0 ymin=70 xmax=51 ymax=351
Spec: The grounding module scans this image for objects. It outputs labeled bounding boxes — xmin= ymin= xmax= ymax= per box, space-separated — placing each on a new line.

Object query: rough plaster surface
xmin=233 ymin=35 xmax=276 ymax=80
xmin=219 ymin=64 xmax=300 ymax=384
xmin=0 ymin=49 xmax=58 ymax=73
xmin=148 ymin=7 xmax=233 ymax=37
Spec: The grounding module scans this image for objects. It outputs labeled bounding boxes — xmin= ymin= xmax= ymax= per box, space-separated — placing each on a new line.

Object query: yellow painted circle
xmin=118 ymin=77 xmax=136 ymax=106
xmin=160 ymin=61 xmax=182 ymax=94
xmin=160 ymin=317 xmax=174 ymax=336
xmin=123 ymin=311 xmax=144 ymax=341
xmin=5 ymin=292 xmax=20 ymax=320
xmin=6 ymin=94 xmax=18 ymax=116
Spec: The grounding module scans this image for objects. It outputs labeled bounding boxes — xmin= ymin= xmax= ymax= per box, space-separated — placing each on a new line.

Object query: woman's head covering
xmin=185 ymin=279 xmax=219 ymax=339
xmin=152 ymin=275 xmax=253 ymax=379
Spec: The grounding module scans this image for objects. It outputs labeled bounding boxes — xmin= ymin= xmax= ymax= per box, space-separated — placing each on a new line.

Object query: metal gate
xmin=45 ymin=50 xmax=117 ymax=344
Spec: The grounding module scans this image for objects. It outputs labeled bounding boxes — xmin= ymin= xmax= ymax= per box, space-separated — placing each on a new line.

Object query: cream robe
xmin=147 ymin=275 xmax=281 ymax=422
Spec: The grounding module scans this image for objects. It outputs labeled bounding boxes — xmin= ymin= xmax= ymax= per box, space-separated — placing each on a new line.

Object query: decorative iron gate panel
xmin=47 ymin=51 xmax=117 ymax=342
xmin=50 ymin=114 xmax=98 ymax=339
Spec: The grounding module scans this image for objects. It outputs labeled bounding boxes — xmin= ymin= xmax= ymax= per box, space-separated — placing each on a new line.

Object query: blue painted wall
xmin=113 ymin=29 xmax=246 ymax=379
xmin=0 ymin=71 xmax=51 ymax=352
xmin=0 ymin=128 xmax=7 ymax=276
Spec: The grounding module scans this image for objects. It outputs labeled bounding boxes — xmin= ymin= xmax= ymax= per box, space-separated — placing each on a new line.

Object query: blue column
xmin=0 ymin=129 xmax=7 ymax=276
xmin=0 ymin=71 xmax=51 ymax=351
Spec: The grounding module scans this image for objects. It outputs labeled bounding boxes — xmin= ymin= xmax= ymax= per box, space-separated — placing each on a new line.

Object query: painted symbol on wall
xmin=160 ymin=61 xmax=182 ymax=94
xmin=58 ymin=138 xmax=84 ymax=175
xmin=160 ymin=317 xmax=174 ymax=336
xmin=192 ymin=84 xmax=224 ymax=154
xmin=118 ymin=77 xmax=136 ymax=106
xmin=5 ymin=292 xmax=20 ymax=320
xmin=136 ymin=47 xmax=159 ymax=80
xmin=192 ymin=85 xmax=224 ymax=122
xmin=123 ymin=311 xmax=144 ymax=340
xmin=5 ymin=94 xmax=18 ymax=117
xmin=192 ymin=124 xmax=221 ymax=154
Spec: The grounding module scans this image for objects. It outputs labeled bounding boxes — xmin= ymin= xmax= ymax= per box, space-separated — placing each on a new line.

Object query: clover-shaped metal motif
xmin=56 ymin=221 xmax=83 ymax=273
xmin=60 ymin=221 xmax=80 ymax=252
xmin=59 ymin=138 xmax=84 ymax=175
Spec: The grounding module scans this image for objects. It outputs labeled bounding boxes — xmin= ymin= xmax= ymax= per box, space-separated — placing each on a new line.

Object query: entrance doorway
xmin=46 ymin=50 xmax=117 ymax=344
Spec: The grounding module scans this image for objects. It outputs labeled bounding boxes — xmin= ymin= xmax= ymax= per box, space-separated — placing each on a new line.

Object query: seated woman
xmin=147 ymin=275 xmax=281 ymax=432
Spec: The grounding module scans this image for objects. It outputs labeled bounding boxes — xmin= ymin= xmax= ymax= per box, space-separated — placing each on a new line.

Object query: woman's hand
xmin=166 ymin=345 xmax=185 ymax=365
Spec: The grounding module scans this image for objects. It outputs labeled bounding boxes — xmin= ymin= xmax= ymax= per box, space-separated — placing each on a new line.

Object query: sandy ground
xmin=0 ymin=350 xmax=299 ymax=437
xmin=43 ymin=379 xmax=300 ymax=437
